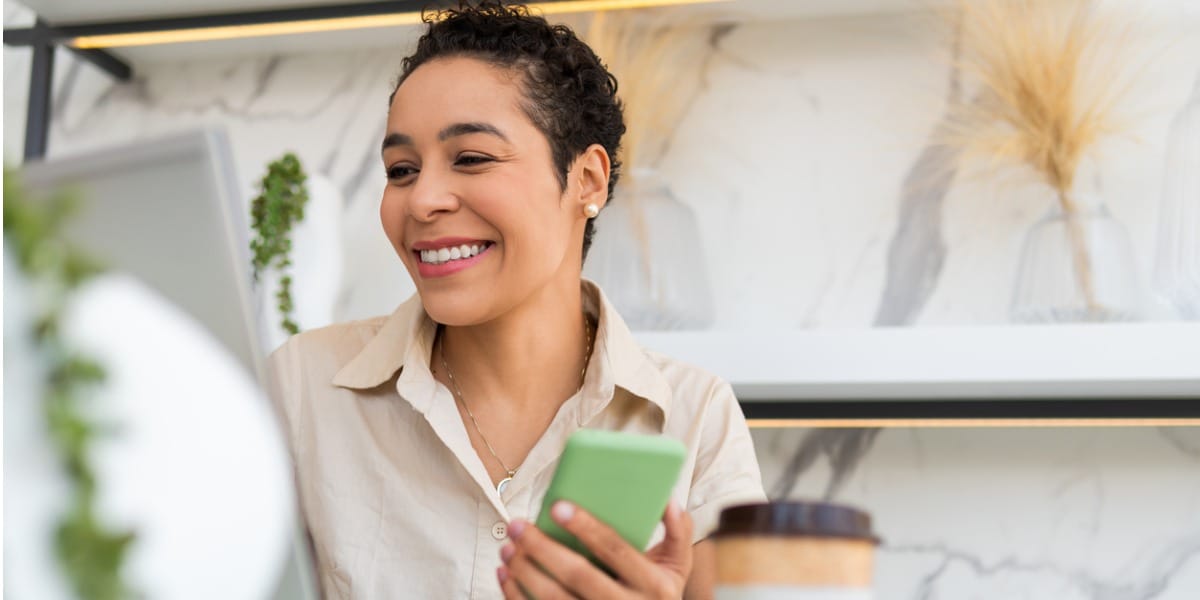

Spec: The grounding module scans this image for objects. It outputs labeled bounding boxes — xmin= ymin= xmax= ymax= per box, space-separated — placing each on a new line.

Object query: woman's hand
xmin=498 ymin=500 xmax=694 ymax=599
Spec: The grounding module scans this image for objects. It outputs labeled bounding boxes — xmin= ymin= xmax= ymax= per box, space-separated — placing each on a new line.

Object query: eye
xmin=455 ymin=154 xmax=493 ymax=167
xmin=387 ymin=164 xmax=417 ymax=181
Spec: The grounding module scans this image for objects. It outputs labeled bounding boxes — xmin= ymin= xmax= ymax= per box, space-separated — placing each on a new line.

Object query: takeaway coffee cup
xmin=712 ymin=501 xmax=878 ymax=599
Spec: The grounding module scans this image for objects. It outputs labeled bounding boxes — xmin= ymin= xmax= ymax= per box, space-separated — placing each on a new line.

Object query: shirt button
xmin=491 ymin=522 xmax=508 ymax=540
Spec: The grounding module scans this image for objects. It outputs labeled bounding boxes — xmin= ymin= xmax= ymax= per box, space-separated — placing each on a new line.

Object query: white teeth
xmin=419 ymin=242 xmax=490 ymax=265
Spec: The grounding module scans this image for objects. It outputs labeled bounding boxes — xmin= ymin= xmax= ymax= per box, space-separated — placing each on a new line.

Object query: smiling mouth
xmin=416 ymin=241 xmax=494 ymax=265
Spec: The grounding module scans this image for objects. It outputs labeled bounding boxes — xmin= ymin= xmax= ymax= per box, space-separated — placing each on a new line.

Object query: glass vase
xmin=1152 ymin=72 xmax=1200 ymax=319
xmin=583 ymin=169 xmax=715 ymax=330
xmin=1010 ymin=195 xmax=1140 ymax=323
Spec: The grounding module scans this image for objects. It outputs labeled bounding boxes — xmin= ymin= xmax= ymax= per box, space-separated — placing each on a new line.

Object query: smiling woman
xmin=265 ymin=2 xmax=765 ymax=599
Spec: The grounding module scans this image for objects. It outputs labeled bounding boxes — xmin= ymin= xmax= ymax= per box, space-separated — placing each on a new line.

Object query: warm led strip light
xmin=70 ymin=0 xmax=728 ymax=49
xmin=747 ymin=418 xmax=1200 ymax=429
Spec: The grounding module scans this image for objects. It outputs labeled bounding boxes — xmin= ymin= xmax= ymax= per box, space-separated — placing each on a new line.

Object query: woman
xmin=267 ymin=3 xmax=765 ymax=598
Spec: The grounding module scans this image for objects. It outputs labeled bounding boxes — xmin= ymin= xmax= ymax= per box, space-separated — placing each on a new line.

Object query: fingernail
xmin=552 ymin=500 xmax=575 ymax=524
xmin=497 ymin=566 xmax=508 ymax=584
xmin=508 ymin=519 xmax=526 ymax=539
xmin=500 ymin=543 xmax=515 ymax=563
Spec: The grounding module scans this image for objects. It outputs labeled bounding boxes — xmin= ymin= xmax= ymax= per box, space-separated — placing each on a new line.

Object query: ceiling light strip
xmin=70 ymin=0 xmax=727 ymax=49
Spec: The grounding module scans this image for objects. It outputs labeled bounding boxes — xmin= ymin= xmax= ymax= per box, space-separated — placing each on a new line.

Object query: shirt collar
xmin=329 ymin=280 xmax=672 ymax=428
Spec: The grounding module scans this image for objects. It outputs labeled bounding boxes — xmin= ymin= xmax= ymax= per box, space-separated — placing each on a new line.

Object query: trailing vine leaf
xmin=249 ymin=153 xmax=309 ymax=335
xmin=4 ymin=166 xmax=136 ymax=600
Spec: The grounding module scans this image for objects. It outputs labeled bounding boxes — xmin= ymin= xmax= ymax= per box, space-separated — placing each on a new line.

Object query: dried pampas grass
xmin=944 ymin=0 xmax=1139 ymax=310
xmin=584 ymin=11 xmax=714 ymax=175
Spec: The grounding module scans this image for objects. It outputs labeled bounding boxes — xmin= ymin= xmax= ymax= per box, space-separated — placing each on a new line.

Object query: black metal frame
xmin=22 ymin=19 xmax=56 ymax=161
xmin=740 ymin=398 xmax=1200 ymax=422
xmin=1 ymin=1 xmax=475 ymax=160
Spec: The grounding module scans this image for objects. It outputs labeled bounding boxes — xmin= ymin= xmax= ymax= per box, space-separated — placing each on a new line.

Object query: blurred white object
xmin=1153 ymin=71 xmax=1200 ymax=320
xmin=4 ymin=272 xmax=295 ymax=600
xmin=257 ymin=172 xmax=344 ymax=352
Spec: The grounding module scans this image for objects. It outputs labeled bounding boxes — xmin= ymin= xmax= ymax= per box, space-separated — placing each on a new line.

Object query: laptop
xmin=20 ymin=128 xmax=319 ymax=600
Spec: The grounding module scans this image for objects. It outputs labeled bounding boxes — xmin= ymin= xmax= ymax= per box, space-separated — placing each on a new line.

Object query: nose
xmin=407 ymin=165 xmax=460 ymax=223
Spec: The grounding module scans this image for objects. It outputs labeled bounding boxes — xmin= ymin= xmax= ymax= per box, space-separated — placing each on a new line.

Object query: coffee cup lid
xmin=712 ymin=501 xmax=879 ymax=543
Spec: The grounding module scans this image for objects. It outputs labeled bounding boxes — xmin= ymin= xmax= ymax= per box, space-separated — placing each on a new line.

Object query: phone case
xmin=534 ymin=429 xmax=687 ymax=568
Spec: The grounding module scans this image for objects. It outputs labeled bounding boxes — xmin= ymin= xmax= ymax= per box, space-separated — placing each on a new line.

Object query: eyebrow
xmin=381 ymin=122 xmax=510 ymax=154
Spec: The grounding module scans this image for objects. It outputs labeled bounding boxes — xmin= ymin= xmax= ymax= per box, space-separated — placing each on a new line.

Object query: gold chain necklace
xmin=440 ymin=316 xmax=594 ymax=495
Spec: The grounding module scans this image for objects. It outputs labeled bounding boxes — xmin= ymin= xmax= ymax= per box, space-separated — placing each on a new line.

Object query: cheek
xmin=379 ymin=190 xmax=407 ymax=251
xmin=476 ymin=186 xmax=566 ymax=250
xmin=503 ymin=201 xmax=575 ymax=267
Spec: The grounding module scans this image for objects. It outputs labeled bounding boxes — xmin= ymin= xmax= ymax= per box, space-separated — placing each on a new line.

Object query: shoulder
xmin=642 ymin=348 xmax=734 ymax=407
xmin=632 ymin=348 xmax=741 ymax=437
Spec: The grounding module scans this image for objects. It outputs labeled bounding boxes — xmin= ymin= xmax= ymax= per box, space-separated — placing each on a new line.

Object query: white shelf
xmin=635 ymin=323 xmax=1200 ymax=401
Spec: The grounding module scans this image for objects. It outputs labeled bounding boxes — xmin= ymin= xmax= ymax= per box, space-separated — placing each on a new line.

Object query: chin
xmin=418 ymin=287 xmax=493 ymax=326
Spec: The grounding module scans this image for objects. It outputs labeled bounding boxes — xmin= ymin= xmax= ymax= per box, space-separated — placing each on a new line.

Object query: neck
xmin=438 ymin=278 xmax=592 ymax=412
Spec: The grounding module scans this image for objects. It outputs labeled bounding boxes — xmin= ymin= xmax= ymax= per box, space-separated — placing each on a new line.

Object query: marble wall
xmin=5 ymin=0 xmax=1199 ymax=597
xmin=753 ymin=426 xmax=1200 ymax=599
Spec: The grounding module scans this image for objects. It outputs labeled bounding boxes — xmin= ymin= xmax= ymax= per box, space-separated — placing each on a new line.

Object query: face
xmin=381 ymin=56 xmax=599 ymax=326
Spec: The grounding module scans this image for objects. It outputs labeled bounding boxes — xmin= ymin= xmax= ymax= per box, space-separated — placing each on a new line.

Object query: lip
xmin=411 ymin=237 xmax=491 ymax=251
xmin=414 ymin=241 xmax=494 ymax=279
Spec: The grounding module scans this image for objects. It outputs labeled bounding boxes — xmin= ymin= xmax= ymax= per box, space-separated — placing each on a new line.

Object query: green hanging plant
xmin=249 ymin=152 xmax=309 ymax=335
xmin=4 ymin=167 xmax=136 ymax=600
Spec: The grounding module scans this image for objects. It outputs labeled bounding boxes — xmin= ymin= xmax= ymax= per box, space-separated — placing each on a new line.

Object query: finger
xmin=500 ymin=575 xmax=540 ymax=600
xmin=548 ymin=501 xmax=656 ymax=591
xmin=645 ymin=502 xmax=694 ymax=576
xmin=507 ymin=519 xmax=625 ymax=600
xmin=498 ymin=565 xmax=525 ymax=600
xmin=643 ymin=501 xmax=700 ymax=580
xmin=505 ymin=545 xmax=576 ymax=600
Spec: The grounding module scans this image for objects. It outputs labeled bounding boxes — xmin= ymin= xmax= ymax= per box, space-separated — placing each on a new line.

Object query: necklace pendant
xmin=497 ymin=476 xmax=513 ymax=495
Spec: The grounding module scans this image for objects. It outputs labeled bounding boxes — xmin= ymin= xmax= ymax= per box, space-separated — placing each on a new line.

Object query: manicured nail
xmin=497 ymin=565 xmax=508 ymax=584
xmin=508 ymin=519 xmax=526 ymax=539
xmin=552 ymin=500 xmax=575 ymax=524
xmin=500 ymin=543 xmax=515 ymax=562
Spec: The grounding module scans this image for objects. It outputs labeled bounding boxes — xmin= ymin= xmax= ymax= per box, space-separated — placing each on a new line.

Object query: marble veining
xmin=872 ymin=42 xmax=960 ymax=326
xmin=769 ymin=428 xmax=882 ymax=501
xmin=1158 ymin=428 xmax=1200 ymax=460
xmin=886 ymin=536 xmax=1200 ymax=600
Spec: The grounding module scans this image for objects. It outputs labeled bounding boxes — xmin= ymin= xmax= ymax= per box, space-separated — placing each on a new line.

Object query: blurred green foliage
xmin=4 ymin=167 xmax=136 ymax=600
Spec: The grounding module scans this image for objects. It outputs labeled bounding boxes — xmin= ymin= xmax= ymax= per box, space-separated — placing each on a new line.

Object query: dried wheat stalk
xmin=943 ymin=0 xmax=1136 ymax=312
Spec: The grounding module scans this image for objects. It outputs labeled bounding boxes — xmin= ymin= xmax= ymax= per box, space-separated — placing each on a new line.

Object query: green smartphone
xmin=535 ymin=429 xmax=687 ymax=569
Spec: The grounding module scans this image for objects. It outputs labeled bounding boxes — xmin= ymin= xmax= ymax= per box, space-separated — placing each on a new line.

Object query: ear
xmin=573 ymin=143 xmax=610 ymax=211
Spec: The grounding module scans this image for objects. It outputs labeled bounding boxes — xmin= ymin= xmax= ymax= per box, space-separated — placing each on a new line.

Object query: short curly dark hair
xmin=389 ymin=1 xmax=624 ymax=262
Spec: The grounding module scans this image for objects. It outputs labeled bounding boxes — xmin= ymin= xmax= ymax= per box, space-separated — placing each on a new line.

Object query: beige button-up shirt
xmin=267 ymin=281 xmax=765 ymax=599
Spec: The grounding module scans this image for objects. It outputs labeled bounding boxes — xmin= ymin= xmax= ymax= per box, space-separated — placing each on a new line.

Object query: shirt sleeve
xmin=686 ymin=380 xmax=767 ymax=543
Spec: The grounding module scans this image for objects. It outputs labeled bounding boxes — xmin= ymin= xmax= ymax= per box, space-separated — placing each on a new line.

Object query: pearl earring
xmin=584 ymin=203 xmax=600 ymax=218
